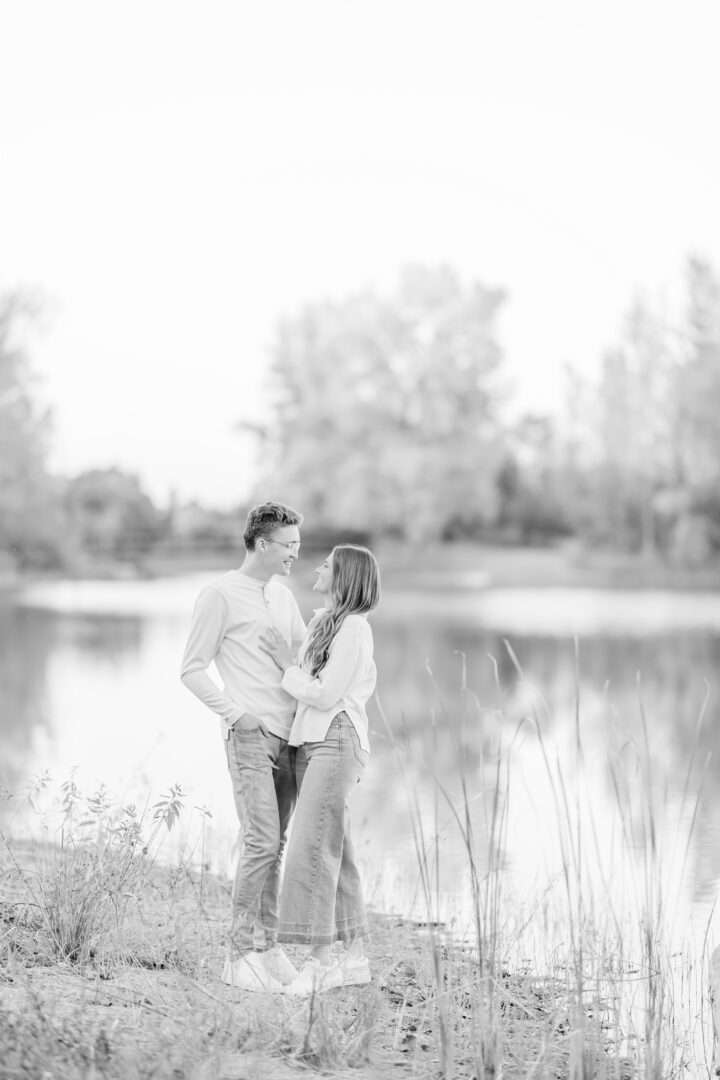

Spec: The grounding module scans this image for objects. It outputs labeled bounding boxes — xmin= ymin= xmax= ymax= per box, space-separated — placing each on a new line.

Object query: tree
xmin=558 ymin=295 xmax=676 ymax=554
xmin=674 ymin=255 xmax=720 ymax=490
xmin=0 ymin=293 xmax=65 ymax=567
xmin=65 ymin=469 xmax=164 ymax=561
xmin=660 ymin=256 xmax=720 ymax=562
xmin=497 ymin=415 xmax=572 ymax=543
xmin=253 ymin=266 xmax=507 ymax=541
xmin=596 ymin=299 xmax=675 ymax=553
xmin=563 ymin=259 xmax=720 ymax=562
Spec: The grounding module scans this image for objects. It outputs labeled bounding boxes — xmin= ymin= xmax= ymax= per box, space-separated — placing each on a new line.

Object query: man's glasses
xmin=264 ymin=539 xmax=301 ymax=552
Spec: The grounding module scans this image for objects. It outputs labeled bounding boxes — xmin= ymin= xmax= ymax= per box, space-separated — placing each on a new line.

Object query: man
xmin=180 ymin=501 xmax=306 ymax=992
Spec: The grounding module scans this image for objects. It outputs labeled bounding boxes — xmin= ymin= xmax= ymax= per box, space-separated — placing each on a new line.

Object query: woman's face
xmin=312 ymin=551 xmax=334 ymax=596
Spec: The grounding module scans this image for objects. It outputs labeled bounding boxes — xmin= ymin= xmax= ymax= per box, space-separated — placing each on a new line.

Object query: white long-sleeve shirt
xmin=281 ymin=611 xmax=376 ymax=752
xmin=180 ymin=570 xmax=306 ymax=740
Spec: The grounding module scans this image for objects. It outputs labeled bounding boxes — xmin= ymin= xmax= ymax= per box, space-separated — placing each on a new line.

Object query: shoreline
xmin=0 ymin=837 xmax=645 ymax=1079
xmin=4 ymin=540 xmax=720 ymax=595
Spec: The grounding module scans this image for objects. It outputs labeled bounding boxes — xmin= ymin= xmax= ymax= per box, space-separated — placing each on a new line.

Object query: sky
xmin=1 ymin=0 xmax=719 ymax=508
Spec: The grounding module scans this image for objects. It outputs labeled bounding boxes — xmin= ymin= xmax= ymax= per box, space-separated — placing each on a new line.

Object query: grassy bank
xmin=0 ymin=843 xmax=588 ymax=1079
xmin=0 ymin=843 xmax=651 ymax=1080
xmin=1 ymin=672 xmax=715 ymax=1080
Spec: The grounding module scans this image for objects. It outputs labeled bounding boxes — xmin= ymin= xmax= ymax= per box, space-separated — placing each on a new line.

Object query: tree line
xmin=252 ymin=259 xmax=720 ymax=565
xmin=2 ymin=257 xmax=719 ymax=571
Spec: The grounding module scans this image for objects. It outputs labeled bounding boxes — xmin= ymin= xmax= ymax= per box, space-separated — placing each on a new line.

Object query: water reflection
xmin=1 ymin=578 xmax=718 ymax=932
xmin=0 ymin=604 xmax=55 ymax=761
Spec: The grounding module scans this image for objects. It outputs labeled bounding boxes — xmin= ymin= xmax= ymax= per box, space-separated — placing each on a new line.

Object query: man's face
xmin=257 ymin=524 xmax=301 ymax=576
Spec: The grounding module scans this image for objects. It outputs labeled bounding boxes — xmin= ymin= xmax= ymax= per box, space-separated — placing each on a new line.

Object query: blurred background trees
xmin=0 ymin=294 xmax=66 ymax=569
xmin=3 ymin=255 xmax=720 ymax=573
xmin=577 ymin=256 xmax=720 ymax=565
xmin=254 ymin=266 xmax=507 ymax=542
xmin=667 ymin=256 xmax=720 ymax=564
xmin=63 ymin=469 xmax=165 ymax=562
xmin=249 ymin=257 xmax=720 ymax=564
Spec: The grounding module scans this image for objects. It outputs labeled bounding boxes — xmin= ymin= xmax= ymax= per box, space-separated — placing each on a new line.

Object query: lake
xmin=2 ymin=572 xmax=719 ymax=944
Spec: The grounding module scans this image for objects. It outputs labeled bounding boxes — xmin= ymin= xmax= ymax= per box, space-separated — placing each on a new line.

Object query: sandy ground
xmin=0 ymin=853 xmax=477 ymax=1079
xmin=1 ymin=842 xmax=640 ymax=1079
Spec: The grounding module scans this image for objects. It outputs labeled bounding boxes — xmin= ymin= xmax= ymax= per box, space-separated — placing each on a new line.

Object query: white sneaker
xmin=260 ymin=946 xmax=298 ymax=986
xmin=222 ymin=952 xmax=284 ymax=993
xmin=285 ymin=957 xmax=340 ymax=996
xmin=340 ymin=954 xmax=372 ymax=986
xmin=285 ymin=955 xmax=372 ymax=996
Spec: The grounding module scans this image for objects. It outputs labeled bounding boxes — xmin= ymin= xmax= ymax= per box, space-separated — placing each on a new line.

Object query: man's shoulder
xmin=197 ymin=570 xmax=259 ymax=607
xmin=201 ymin=570 xmax=238 ymax=596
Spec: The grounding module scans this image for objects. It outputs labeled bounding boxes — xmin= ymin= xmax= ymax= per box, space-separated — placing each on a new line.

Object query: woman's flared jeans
xmin=278 ymin=712 xmax=369 ymax=946
xmin=224 ymin=726 xmax=296 ymax=957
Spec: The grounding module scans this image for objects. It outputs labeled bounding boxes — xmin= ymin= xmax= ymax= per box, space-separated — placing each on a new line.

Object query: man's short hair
xmin=243 ymin=501 xmax=303 ymax=551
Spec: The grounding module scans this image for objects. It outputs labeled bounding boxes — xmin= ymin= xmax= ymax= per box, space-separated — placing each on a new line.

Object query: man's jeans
xmin=278 ymin=712 xmax=369 ymax=946
xmin=224 ymin=725 xmax=296 ymax=957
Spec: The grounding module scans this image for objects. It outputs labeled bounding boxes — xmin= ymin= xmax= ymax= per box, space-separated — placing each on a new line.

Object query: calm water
xmin=2 ymin=573 xmax=720 ymax=937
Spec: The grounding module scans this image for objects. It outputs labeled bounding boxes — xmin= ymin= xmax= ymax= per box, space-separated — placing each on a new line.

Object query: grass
xmin=1 ymin=771 xmax=188 ymax=964
xmin=0 ymin=649 xmax=717 ymax=1079
xmin=373 ymin=643 xmax=715 ymax=1078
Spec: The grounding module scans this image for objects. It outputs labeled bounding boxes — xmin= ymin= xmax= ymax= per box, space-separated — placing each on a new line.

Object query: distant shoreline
xmin=4 ymin=541 xmax=720 ymax=594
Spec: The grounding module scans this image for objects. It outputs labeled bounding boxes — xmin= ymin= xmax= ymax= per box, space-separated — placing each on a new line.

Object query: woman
xmin=258 ymin=544 xmax=380 ymax=995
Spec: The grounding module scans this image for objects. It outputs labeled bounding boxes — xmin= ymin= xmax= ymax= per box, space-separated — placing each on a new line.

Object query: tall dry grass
xmin=377 ymin=640 xmax=715 ymax=1079
xmin=1 ymin=771 xmax=189 ymax=964
xmin=1 ymin=644 xmax=716 ymax=1079
xmin=0 ymin=772 xmax=385 ymax=1079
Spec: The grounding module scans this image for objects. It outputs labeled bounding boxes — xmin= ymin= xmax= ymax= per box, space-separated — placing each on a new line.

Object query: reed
xmin=0 ymin=644 xmax=714 ymax=1078
xmin=377 ymin=640 xmax=713 ymax=1078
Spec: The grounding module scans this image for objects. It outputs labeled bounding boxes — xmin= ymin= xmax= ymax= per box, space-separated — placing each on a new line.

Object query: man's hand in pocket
xmin=235 ymin=713 xmax=269 ymax=735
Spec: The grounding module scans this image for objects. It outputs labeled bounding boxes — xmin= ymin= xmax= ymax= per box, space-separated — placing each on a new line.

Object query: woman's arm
xmin=281 ymin=626 xmax=368 ymax=710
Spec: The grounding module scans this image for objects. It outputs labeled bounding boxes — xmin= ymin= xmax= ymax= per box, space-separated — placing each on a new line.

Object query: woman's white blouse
xmin=281 ymin=612 xmax=376 ymax=752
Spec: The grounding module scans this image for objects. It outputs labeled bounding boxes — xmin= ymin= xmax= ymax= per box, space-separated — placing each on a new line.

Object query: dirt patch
xmin=0 ymin=847 xmax=634 ymax=1079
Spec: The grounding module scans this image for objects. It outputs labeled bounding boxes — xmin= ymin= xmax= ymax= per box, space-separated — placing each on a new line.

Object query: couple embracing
xmin=180 ymin=501 xmax=380 ymax=996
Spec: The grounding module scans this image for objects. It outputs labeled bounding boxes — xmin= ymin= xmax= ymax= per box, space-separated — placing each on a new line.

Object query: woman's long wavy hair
xmin=303 ymin=545 xmax=380 ymax=677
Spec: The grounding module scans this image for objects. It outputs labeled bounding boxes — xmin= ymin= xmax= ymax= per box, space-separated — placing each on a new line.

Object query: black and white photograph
xmin=2 ymin=1 xmax=720 ymax=1076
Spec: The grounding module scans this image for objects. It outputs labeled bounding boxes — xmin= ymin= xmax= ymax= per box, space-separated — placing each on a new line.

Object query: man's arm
xmin=180 ymin=587 xmax=246 ymax=725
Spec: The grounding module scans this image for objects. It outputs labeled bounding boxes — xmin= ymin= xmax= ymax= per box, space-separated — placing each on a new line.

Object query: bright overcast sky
xmin=1 ymin=0 xmax=719 ymax=508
